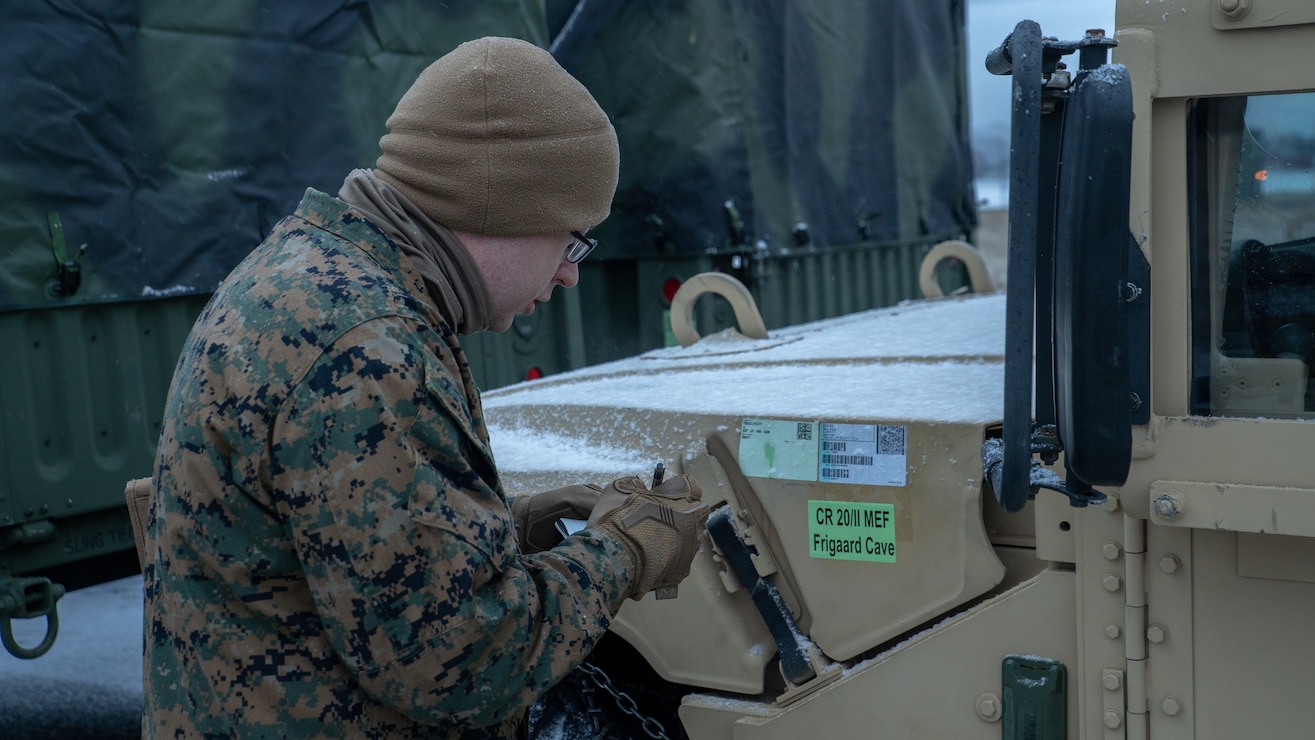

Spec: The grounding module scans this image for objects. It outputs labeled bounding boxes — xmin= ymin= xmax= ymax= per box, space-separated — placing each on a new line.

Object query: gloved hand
xmin=510 ymin=484 xmax=603 ymax=553
xmin=586 ymin=474 xmax=710 ymax=599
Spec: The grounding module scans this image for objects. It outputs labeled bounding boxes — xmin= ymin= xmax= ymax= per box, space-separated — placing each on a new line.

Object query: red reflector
xmin=661 ymin=278 xmax=682 ymax=304
xmin=525 ymin=366 xmax=544 ymax=381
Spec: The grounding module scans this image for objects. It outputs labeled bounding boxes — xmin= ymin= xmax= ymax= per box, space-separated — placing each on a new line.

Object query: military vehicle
xmin=489 ymin=0 xmax=1315 ymax=737
xmin=0 ymin=2 xmax=972 ymax=660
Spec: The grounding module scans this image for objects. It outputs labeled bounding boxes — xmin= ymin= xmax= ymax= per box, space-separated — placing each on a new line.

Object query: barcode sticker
xmin=819 ymin=423 xmax=907 ymax=486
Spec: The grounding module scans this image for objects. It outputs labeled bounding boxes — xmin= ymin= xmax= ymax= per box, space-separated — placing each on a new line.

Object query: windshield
xmin=1190 ymin=92 xmax=1315 ymax=419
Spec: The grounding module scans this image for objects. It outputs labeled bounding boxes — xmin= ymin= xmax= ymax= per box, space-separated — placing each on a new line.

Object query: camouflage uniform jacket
xmin=143 ymin=189 xmax=633 ymax=738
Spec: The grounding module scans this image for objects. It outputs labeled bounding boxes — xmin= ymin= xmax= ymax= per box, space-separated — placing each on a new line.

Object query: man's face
xmin=459 ymin=232 xmax=581 ymax=333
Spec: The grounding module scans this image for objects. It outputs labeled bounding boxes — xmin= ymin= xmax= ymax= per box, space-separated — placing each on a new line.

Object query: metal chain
xmin=576 ymin=662 xmax=673 ymax=740
xmin=577 ymin=668 xmax=607 ymax=736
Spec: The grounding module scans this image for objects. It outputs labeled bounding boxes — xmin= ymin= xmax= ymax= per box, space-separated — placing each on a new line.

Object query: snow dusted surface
xmin=493 ymin=293 xmax=1006 ymax=392
xmin=493 ymin=361 xmax=1004 ymax=424
xmin=0 ymin=576 xmax=142 ymax=738
xmin=485 ymin=426 xmax=656 ymax=474
xmin=0 ymin=576 xmax=142 ymax=691
xmin=487 ymin=294 xmax=1007 ymax=475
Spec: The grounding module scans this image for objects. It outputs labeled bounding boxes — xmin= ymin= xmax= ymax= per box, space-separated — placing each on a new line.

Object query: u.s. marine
xmin=141 ymin=36 xmax=709 ymax=738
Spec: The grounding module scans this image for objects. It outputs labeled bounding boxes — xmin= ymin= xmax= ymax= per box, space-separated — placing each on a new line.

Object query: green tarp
xmin=557 ymin=0 xmax=975 ymax=256
xmin=0 ymin=0 xmax=972 ymax=311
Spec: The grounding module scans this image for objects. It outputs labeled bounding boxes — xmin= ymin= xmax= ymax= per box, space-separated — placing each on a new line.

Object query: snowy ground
xmin=0 ymin=575 xmax=142 ymax=739
xmin=0 ymin=574 xmax=630 ymax=739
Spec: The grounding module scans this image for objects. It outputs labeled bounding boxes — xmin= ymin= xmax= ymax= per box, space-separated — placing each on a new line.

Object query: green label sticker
xmin=808 ymin=500 xmax=896 ymax=562
xmin=739 ymin=418 xmax=818 ymax=481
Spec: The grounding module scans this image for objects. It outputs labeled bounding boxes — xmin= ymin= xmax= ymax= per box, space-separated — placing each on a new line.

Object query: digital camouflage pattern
xmin=143 ymin=189 xmax=633 ymax=738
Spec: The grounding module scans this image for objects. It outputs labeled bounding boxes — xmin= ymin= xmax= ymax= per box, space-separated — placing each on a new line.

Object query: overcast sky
xmin=966 ymin=0 xmax=1118 ymax=135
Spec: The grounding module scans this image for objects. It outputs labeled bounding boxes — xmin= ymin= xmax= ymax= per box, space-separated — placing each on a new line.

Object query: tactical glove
xmin=510 ymin=483 xmax=603 ymax=553
xmin=586 ymin=474 xmax=710 ymax=599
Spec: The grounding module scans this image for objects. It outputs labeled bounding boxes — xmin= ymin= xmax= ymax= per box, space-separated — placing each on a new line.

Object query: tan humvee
xmin=487 ymin=1 xmax=1315 ymax=736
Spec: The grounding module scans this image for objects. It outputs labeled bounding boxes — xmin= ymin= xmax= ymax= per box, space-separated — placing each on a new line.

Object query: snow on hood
xmin=484 ymin=294 xmax=1007 ymax=480
xmin=486 ymin=293 xmax=1006 ymax=416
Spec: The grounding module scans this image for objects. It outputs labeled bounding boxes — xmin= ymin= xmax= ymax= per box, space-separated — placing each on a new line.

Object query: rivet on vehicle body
xmin=976 ymin=693 xmax=1002 ymax=722
xmin=1102 ymin=573 xmax=1123 ymax=593
xmin=1101 ymin=493 xmax=1121 ymax=513
xmin=1153 ymin=491 xmax=1184 ymax=520
xmin=1219 ymin=0 xmax=1251 ymax=21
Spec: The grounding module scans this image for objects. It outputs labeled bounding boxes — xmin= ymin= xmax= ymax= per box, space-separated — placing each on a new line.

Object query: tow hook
xmin=0 ymin=576 xmax=66 ymax=659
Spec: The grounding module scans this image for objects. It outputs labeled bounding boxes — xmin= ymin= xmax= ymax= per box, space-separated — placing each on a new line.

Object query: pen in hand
xmin=648 ymin=462 xmax=681 ymax=600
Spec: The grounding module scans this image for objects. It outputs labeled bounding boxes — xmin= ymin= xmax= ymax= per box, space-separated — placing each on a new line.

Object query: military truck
xmin=489 ymin=0 xmax=1315 ymax=737
xmin=0 ymin=2 xmax=973 ymax=659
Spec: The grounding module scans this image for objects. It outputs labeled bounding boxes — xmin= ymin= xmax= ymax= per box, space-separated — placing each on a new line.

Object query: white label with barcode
xmin=819 ymin=423 xmax=907 ymax=487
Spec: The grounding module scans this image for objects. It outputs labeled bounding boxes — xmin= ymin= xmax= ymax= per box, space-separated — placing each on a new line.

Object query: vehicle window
xmin=1190 ymin=92 xmax=1315 ymax=419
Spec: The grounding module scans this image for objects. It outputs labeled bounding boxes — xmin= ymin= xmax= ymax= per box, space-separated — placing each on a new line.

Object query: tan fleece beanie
xmin=375 ymin=37 xmax=620 ymax=237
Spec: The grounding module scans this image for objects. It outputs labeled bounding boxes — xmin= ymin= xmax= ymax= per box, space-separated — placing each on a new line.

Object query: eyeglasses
xmin=567 ymin=231 xmax=597 ymax=264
